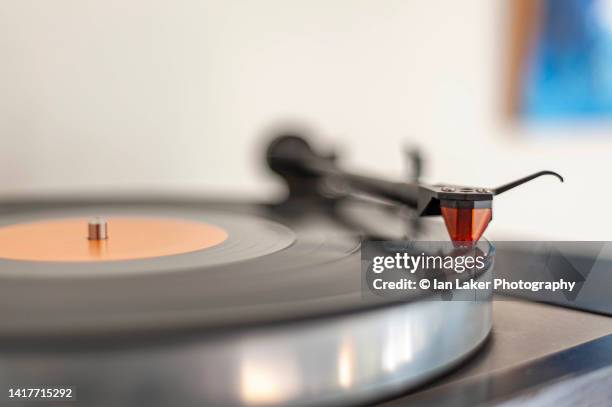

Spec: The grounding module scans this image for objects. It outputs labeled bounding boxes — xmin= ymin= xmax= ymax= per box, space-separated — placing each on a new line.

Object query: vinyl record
xmin=0 ymin=198 xmax=493 ymax=338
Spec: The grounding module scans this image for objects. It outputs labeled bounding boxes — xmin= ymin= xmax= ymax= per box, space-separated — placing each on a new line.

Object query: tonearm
xmin=266 ymin=133 xmax=563 ymax=244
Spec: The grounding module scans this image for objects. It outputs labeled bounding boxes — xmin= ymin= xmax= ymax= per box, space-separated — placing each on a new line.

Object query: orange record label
xmin=0 ymin=217 xmax=228 ymax=262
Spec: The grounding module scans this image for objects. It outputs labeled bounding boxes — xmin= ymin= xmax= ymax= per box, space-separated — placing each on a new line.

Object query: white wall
xmin=0 ymin=0 xmax=610 ymax=239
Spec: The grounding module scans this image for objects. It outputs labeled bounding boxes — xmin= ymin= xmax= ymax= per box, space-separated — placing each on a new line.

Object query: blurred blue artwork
xmin=523 ymin=0 xmax=612 ymax=120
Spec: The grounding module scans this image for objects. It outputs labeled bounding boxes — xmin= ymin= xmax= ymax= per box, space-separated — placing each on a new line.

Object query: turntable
xmin=2 ymin=132 xmax=607 ymax=407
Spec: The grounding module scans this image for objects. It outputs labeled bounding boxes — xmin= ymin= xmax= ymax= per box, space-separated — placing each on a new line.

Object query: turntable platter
xmin=0 ymin=197 xmax=493 ymax=407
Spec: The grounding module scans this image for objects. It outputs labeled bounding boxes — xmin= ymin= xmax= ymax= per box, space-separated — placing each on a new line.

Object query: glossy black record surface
xmin=0 ymin=197 xmax=460 ymax=337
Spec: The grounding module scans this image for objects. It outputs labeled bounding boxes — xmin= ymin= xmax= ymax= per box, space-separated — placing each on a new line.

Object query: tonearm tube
xmin=267 ymin=134 xmax=563 ymax=244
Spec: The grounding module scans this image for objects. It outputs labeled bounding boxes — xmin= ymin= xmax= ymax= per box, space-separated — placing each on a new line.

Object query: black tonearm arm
xmin=266 ymin=134 xmax=563 ymax=243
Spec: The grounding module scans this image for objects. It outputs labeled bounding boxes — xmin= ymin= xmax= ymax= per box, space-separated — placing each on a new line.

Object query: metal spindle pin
xmin=88 ymin=217 xmax=108 ymax=240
